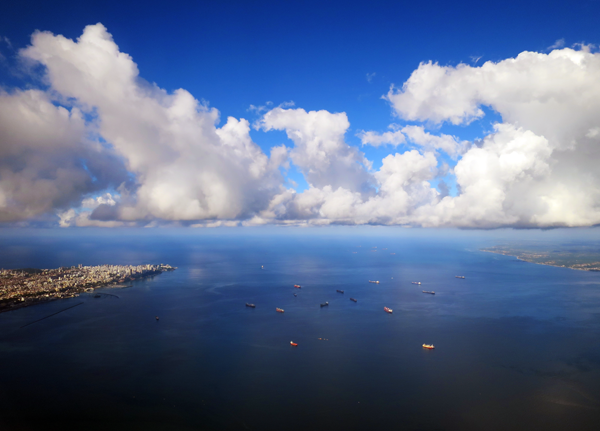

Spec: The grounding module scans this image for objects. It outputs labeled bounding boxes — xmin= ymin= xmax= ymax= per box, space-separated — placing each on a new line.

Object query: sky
xmin=1 ymin=0 xmax=600 ymax=229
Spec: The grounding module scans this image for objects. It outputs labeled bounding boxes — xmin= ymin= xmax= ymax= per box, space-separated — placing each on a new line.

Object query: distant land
xmin=481 ymin=245 xmax=600 ymax=271
xmin=0 ymin=264 xmax=176 ymax=313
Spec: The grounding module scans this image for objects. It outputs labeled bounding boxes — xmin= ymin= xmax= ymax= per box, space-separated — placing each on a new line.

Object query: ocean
xmin=0 ymin=230 xmax=599 ymax=430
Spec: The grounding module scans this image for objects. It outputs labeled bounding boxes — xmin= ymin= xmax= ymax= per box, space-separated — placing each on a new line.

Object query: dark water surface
xmin=1 ymin=231 xmax=600 ymax=430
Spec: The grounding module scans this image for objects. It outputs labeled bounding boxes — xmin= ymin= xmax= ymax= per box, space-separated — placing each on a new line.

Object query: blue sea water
xmin=0 ymin=230 xmax=600 ymax=430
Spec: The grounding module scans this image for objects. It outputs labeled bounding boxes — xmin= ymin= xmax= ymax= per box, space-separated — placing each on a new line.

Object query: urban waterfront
xmin=0 ymin=264 xmax=175 ymax=313
xmin=0 ymin=232 xmax=599 ymax=430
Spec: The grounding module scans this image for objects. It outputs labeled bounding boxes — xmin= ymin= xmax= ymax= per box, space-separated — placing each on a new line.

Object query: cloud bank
xmin=20 ymin=24 xmax=286 ymax=225
xmin=1 ymin=24 xmax=600 ymax=228
xmin=385 ymin=47 xmax=600 ymax=227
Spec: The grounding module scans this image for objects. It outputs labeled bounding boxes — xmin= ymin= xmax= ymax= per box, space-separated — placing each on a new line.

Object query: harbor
xmin=1 ymin=235 xmax=598 ymax=431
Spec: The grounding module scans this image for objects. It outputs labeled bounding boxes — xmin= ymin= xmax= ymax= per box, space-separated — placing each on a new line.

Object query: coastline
xmin=0 ymin=264 xmax=176 ymax=314
xmin=481 ymin=248 xmax=600 ymax=272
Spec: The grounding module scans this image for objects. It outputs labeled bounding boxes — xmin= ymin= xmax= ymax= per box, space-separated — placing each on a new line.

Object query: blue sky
xmin=2 ymin=0 xmax=600 ymax=228
xmin=3 ymin=0 xmax=595 ymax=134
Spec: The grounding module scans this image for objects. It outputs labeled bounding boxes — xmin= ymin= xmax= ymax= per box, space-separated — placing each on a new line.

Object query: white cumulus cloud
xmin=360 ymin=125 xmax=466 ymax=157
xmin=260 ymin=107 xmax=374 ymax=195
xmin=20 ymin=24 xmax=287 ymax=223
xmin=358 ymin=128 xmax=406 ymax=147
xmin=383 ymin=47 xmax=600 ymax=227
xmin=0 ymin=88 xmax=128 ymax=222
xmin=2 ymin=24 xmax=600 ymax=229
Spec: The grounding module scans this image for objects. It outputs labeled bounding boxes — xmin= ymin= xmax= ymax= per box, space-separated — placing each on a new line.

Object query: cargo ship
xmin=350 ymin=297 xmax=357 ymax=302
xmin=245 ymin=303 xmax=256 ymax=308
xmin=276 ymin=308 xmax=284 ymax=313
xmin=422 ymin=291 xmax=435 ymax=295
xmin=320 ymin=302 xmax=329 ymax=307
xmin=336 ymin=289 xmax=344 ymax=293
xmin=369 ymin=280 xmax=380 ymax=284
xmin=384 ymin=306 xmax=393 ymax=313
xmin=455 ymin=276 xmax=465 ymax=279
xmin=290 ymin=341 xmax=298 ymax=346
xmin=411 ymin=281 xmax=421 ymax=285
xmin=422 ymin=344 xmax=435 ymax=349
xmin=294 ymin=284 xmax=301 ymax=288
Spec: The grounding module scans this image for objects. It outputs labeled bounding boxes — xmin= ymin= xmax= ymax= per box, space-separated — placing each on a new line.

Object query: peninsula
xmin=0 ymin=264 xmax=176 ymax=313
xmin=481 ymin=245 xmax=600 ymax=272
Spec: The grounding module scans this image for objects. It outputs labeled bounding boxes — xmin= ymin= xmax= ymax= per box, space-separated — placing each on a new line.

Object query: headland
xmin=0 ymin=264 xmax=176 ymax=313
